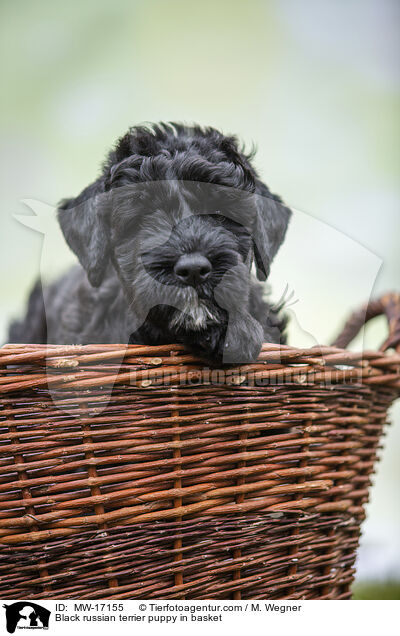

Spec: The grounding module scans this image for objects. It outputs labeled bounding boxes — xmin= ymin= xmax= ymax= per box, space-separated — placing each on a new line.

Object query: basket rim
xmin=1 ymin=341 xmax=399 ymax=394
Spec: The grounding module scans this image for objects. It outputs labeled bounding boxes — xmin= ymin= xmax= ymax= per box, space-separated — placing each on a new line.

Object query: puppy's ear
xmin=57 ymin=131 xmax=141 ymax=287
xmin=58 ymin=177 xmax=110 ymax=287
xmin=253 ymin=186 xmax=291 ymax=281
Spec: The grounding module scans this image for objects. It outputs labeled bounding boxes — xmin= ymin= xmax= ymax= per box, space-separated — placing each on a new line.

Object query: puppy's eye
xmin=213 ymin=213 xmax=232 ymax=226
xmin=215 ymin=213 xmax=247 ymax=235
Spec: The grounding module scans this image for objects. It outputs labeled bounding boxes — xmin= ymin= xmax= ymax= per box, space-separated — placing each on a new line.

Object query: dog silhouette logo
xmin=3 ymin=602 xmax=50 ymax=634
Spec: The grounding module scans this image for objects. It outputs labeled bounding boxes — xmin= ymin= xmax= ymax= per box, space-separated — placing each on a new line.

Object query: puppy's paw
xmin=185 ymin=325 xmax=225 ymax=364
xmin=221 ymin=312 xmax=263 ymax=364
xmin=184 ymin=313 xmax=263 ymax=365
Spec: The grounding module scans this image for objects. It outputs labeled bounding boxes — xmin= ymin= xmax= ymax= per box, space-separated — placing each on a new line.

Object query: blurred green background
xmin=0 ymin=0 xmax=399 ymax=598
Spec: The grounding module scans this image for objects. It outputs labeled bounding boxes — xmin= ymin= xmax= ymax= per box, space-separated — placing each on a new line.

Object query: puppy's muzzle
xmin=174 ymin=253 xmax=212 ymax=287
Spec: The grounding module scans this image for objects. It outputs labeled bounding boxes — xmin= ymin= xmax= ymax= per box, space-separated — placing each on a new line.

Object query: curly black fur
xmin=9 ymin=122 xmax=291 ymax=363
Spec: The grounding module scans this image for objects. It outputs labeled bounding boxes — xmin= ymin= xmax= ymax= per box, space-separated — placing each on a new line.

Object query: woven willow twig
xmin=0 ymin=293 xmax=399 ymax=599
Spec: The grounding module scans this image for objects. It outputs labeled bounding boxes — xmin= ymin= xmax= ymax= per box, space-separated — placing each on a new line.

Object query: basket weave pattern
xmin=1 ymin=294 xmax=399 ymax=599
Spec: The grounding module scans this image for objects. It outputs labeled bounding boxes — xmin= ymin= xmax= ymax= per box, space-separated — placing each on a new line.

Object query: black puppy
xmin=9 ymin=123 xmax=291 ymax=363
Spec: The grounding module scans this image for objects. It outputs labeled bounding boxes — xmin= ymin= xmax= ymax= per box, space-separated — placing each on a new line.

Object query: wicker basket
xmin=1 ymin=293 xmax=399 ymax=600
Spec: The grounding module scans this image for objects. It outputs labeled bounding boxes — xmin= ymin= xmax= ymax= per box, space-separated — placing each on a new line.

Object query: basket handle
xmin=331 ymin=292 xmax=400 ymax=352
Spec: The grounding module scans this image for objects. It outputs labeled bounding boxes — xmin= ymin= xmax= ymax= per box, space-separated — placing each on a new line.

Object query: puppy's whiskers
xmin=169 ymin=288 xmax=219 ymax=331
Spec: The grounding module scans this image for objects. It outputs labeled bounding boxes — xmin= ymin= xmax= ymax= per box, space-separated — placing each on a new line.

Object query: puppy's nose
xmin=174 ymin=253 xmax=212 ymax=286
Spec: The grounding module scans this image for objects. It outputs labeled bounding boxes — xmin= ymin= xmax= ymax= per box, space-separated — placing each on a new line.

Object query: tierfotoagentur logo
xmin=3 ymin=602 xmax=50 ymax=634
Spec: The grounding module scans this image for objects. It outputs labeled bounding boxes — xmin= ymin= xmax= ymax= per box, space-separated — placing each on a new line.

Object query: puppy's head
xmin=58 ymin=123 xmax=291 ymax=335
